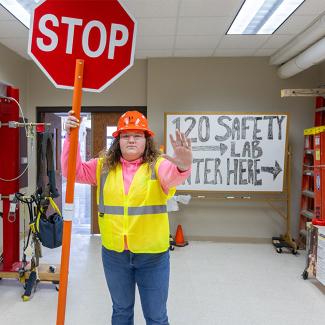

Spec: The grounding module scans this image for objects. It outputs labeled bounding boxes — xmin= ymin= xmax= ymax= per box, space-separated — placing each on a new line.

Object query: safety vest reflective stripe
xmin=98 ymin=204 xmax=167 ymax=216
xmin=98 ymin=166 xmax=160 ymax=215
xmin=128 ymin=205 xmax=167 ymax=215
xmin=99 ymin=171 xmax=108 ymax=211
xmin=98 ymin=205 xmax=124 ymax=215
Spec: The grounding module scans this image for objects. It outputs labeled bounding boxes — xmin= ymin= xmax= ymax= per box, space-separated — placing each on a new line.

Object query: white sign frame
xmin=165 ymin=112 xmax=289 ymax=193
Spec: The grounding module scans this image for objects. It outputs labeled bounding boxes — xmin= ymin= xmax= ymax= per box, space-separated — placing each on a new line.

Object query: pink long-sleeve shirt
xmin=61 ymin=137 xmax=191 ymax=194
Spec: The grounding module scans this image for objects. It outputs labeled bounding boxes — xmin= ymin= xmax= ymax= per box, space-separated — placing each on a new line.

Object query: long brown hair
xmin=99 ymin=135 xmax=161 ymax=171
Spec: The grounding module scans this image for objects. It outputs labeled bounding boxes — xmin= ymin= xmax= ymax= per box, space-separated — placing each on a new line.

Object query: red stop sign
xmin=28 ymin=0 xmax=136 ymax=92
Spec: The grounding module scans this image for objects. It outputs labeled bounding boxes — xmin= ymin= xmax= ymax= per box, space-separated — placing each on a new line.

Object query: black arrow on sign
xmin=261 ymin=161 xmax=282 ymax=180
xmin=192 ymin=143 xmax=228 ymax=156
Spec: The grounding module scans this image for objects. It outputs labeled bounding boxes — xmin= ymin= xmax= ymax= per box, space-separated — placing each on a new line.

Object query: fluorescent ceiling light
xmin=227 ymin=0 xmax=305 ymax=35
xmin=0 ymin=0 xmax=39 ymax=28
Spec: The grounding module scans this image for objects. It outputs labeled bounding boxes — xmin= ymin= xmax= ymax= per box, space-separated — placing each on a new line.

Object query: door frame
xmin=36 ymin=106 xmax=147 ymax=234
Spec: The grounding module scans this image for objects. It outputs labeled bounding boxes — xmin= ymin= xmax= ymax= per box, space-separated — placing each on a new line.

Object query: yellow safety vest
xmin=96 ymin=157 xmax=176 ymax=253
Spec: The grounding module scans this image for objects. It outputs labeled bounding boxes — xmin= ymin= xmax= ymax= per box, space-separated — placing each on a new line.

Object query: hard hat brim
xmin=112 ymin=126 xmax=155 ymax=138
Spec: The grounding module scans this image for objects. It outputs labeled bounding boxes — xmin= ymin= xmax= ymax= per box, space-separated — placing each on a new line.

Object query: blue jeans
xmin=102 ymin=247 xmax=170 ymax=325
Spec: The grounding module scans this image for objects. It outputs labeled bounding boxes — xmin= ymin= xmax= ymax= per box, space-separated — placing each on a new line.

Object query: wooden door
xmin=91 ymin=112 xmax=121 ymax=234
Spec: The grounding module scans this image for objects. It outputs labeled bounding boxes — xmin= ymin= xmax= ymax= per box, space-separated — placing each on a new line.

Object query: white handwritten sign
xmin=165 ymin=113 xmax=288 ymax=192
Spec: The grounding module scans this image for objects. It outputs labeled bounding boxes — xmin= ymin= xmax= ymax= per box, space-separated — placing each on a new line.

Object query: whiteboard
xmin=165 ymin=113 xmax=288 ymax=192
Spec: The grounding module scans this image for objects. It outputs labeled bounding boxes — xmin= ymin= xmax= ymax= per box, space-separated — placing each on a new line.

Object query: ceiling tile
xmin=175 ymin=35 xmax=222 ymax=49
xmin=254 ymin=48 xmax=277 ymax=56
xmin=218 ymin=35 xmax=270 ymax=49
xmin=137 ymin=18 xmax=177 ymax=36
xmin=174 ymin=48 xmax=215 ymax=57
xmin=261 ymin=35 xmax=295 ymax=49
xmin=295 ymin=0 xmax=325 ymax=15
xmin=122 ymin=0 xmax=179 ymax=18
xmin=135 ymin=49 xmax=173 ymax=59
xmin=0 ymin=21 xmax=28 ymax=38
xmin=136 ymin=36 xmax=174 ymax=50
xmin=213 ymin=48 xmax=257 ymax=56
xmin=177 ymin=17 xmax=231 ymax=35
xmin=1 ymin=0 xmax=323 ymax=61
xmin=179 ymin=0 xmax=243 ymax=17
xmin=276 ymin=15 xmax=319 ymax=34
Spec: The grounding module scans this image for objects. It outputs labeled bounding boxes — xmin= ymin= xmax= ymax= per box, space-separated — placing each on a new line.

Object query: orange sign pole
xmin=56 ymin=59 xmax=84 ymax=325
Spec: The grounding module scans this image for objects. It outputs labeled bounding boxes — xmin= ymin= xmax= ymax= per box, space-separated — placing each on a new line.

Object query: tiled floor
xmin=0 ymin=237 xmax=324 ymax=325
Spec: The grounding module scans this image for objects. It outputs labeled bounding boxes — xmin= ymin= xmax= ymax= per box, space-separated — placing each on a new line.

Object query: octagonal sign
xmin=28 ymin=0 xmax=136 ymax=92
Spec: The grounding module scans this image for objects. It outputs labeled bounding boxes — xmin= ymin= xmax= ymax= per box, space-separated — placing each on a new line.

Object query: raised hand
xmin=162 ymin=129 xmax=192 ymax=171
xmin=64 ymin=110 xmax=81 ymax=134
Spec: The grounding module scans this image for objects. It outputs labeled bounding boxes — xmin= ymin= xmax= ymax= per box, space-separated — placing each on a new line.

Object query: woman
xmin=62 ymin=110 xmax=192 ymax=325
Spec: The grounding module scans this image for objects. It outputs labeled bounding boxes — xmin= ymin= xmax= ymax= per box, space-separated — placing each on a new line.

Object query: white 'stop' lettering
xmin=36 ymin=15 xmax=129 ymax=59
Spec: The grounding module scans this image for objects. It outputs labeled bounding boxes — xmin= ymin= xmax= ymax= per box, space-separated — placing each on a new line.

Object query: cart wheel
xmin=276 ymin=248 xmax=282 ymax=253
xmin=292 ymin=249 xmax=298 ymax=255
xmin=169 ymin=246 xmax=175 ymax=251
xmin=302 ymin=270 xmax=308 ymax=280
xmin=55 ymin=285 xmax=59 ymax=292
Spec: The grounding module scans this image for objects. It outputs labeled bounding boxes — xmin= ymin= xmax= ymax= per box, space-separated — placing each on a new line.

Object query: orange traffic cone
xmin=174 ymin=224 xmax=188 ymax=247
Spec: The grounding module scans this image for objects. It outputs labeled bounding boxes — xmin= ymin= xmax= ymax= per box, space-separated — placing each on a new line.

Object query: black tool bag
xmin=36 ymin=197 xmax=63 ymax=249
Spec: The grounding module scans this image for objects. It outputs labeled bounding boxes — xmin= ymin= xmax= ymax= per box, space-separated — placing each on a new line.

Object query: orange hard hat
xmin=112 ymin=111 xmax=155 ymax=138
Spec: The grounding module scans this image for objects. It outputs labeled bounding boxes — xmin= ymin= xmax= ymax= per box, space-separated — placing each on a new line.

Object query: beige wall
xmin=1 ymin=49 xmax=324 ymax=247
xmin=147 ymin=58 xmax=320 ymax=239
xmin=27 ymin=59 xmax=147 ymax=108
xmin=0 ymin=43 xmax=28 ymax=111
xmin=320 ymin=62 xmax=325 ymax=84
